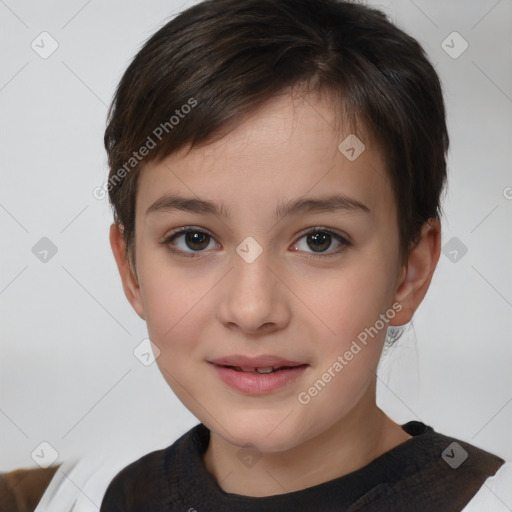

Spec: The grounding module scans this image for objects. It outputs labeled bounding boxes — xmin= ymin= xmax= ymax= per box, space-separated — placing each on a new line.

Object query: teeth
xmin=256 ymin=367 xmax=274 ymax=374
xmin=225 ymin=365 xmax=292 ymax=374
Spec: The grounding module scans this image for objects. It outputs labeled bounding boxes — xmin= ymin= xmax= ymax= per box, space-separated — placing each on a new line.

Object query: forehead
xmin=136 ymin=91 xmax=395 ymax=224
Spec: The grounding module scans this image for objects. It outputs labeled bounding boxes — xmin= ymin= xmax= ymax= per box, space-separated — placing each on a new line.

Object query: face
xmin=119 ymin=91 xmax=413 ymax=452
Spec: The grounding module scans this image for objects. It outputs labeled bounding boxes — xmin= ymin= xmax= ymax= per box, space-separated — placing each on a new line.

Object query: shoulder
xmin=399 ymin=422 xmax=505 ymax=480
xmin=462 ymin=461 xmax=512 ymax=511
xmin=411 ymin=428 xmax=506 ymax=507
xmin=353 ymin=424 xmax=506 ymax=511
xmin=100 ymin=424 xmax=204 ymax=512
xmin=100 ymin=447 xmax=167 ymax=511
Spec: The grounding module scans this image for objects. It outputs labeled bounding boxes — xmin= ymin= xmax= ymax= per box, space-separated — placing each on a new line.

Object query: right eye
xmin=161 ymin=227 xmax=220 ymax=257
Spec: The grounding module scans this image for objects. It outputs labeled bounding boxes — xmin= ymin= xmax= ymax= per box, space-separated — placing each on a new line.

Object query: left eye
xmin=292 ymin=229 xmax=351 ymax=256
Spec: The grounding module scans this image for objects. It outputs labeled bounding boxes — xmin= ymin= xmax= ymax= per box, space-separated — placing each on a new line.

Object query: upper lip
xmin=208 ymin=355 xmax=306 ymax=369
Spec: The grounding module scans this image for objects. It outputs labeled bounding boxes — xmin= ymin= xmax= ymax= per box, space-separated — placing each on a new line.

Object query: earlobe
xmin=109 ymin=223 xmax=146 ymax=320
xmin=389 ymin=219 xmax=441 ymax=326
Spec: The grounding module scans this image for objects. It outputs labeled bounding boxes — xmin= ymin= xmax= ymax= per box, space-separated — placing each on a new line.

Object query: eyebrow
xmin=146 ymin=194 xmax=371 ymax=219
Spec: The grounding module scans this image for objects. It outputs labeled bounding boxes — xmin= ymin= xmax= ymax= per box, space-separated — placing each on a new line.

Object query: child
xmin=96 ymin=0 xmax=509 ymax=510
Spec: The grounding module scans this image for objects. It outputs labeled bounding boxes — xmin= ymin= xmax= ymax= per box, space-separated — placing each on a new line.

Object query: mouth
xmin=209 ymin=354 xmax=306 ymax=369
xmin=208 ymin=355 xmax=309 ymax=394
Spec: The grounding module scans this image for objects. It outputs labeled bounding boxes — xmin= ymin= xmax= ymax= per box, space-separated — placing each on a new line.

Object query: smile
xmin=209 ymin=359 xmax=309 ymax=394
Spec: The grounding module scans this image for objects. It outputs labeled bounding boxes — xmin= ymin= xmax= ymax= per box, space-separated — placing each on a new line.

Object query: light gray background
xmin=1 ymin=0 xmax=511 ymax=472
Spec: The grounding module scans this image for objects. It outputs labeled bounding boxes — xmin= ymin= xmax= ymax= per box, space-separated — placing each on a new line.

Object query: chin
xmin=207 ymin=409 xmax=306 ymax=453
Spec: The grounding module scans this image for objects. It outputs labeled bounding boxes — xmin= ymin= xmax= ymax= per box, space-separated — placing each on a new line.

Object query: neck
xmin=202 ymin=383 xmax=412 ymax=497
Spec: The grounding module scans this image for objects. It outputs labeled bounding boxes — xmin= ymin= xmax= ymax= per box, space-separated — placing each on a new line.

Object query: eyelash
xmin=160 ymin=226 xmax=352 ymax=259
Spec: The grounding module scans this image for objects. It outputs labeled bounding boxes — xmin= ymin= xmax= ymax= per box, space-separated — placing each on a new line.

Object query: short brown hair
xmin=104 ymin=0 xmax=449 ymax=270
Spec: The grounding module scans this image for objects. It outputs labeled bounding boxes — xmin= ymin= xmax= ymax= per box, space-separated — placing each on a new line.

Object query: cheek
xmin=136 ymin=242 xmax=213 ymax=341
xmin=143 ymin=289 xmax=204 ymax=351
xmin=303 ymin=257 xmax=394 ymax=351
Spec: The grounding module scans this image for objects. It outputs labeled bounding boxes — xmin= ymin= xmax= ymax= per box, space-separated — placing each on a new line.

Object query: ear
xmin=109 ymin=223 xmax=145 ymax=320
xmin=389 ymin=218 xmax=441 ymax=326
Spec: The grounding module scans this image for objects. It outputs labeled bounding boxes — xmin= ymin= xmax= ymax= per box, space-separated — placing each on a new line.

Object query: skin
xmin=110 ymin=89 xmax=441 ymax=497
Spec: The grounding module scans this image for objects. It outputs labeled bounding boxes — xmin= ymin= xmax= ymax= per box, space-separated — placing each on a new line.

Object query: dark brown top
xmin=100 ymin=421 xmax=504 ymax=512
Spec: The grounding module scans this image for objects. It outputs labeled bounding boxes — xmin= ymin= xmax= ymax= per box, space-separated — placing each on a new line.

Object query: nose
xmin=216 ymin=250 xmax=291 ymax=335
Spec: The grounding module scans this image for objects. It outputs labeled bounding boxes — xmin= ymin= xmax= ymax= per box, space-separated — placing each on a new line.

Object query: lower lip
xmin=211 ymin=364 xmax=308 ymax=394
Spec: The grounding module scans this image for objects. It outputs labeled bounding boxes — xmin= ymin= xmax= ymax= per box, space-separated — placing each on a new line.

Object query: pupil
xmin=185 ymin=232 xmax=209 ymax=251
xmin=307 ymin=232 xmax=331 ymax=252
